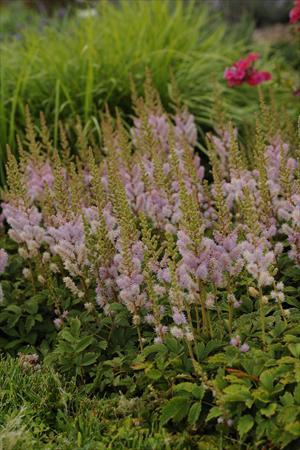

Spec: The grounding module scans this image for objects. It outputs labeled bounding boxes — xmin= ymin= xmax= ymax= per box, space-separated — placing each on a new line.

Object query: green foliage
xmin=0 ymin=249 xmax=56 ymax=352
xmin=44 ymin=317 xmax=99 ymax=377
xmin=1 ymin=227 xmax=300 ymax=448
xmin=161 ymin=382 xmax=204 ymax=426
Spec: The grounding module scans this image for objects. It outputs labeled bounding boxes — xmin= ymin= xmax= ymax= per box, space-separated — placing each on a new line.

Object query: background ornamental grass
xmin=0 ymin=0 xmax=299 ymax=184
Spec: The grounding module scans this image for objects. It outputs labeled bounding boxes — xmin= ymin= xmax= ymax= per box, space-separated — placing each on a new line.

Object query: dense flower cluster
xmin=290 ymin=0 xmax=300 ymax=26
xmin=1 ymin=85 xmax=299 ymax=347
xmin=224 ymin=52 xmax=272 ymax=87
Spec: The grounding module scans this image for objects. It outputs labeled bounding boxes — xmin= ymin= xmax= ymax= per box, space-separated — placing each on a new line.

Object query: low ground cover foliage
xmin=0 ymin=76 xmax=300 ymax=448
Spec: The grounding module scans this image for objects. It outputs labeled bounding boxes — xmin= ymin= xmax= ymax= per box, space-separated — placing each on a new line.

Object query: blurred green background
xmin=0 ymin=0 xmax=298 ymax=185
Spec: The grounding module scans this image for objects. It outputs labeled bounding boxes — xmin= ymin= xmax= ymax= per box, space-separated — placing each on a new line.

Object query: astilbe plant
xmin=1 ymin=80 xmax=300 ymax=364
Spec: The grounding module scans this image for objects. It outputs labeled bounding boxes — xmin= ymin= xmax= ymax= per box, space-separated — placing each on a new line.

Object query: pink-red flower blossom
xmin=224 ymin=52 xmax=271 ymax=87
xmin=289 ymin=0 xmax=300 ymax=24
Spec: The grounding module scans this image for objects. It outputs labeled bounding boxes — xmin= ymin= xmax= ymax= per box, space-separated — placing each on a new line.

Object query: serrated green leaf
xmin=194 ymin=342 xmax=205 ymax=360
xmin=58 ymin=341 xmax=73 ymax=353
xmin=164 ymin=336 xmax=182 ymax=354
xmin=208 ymin=353 xmax=228 ymax=365
xmin=142 ymin=343 xmax=166 ymax=357
xmin=146 ymin=368 xmax=162 ymax=380
xmin=260 ymin=370 xmax=275 ymax=391
xmin=23 ymin=299 xmax=39 ymax=314
xmin=223 ymin=384 xmax=252 ymax=403
xmin=284 ymin=421 xmax=300 ymax=437
xmin=238 ymin=415 xmax=254 ymax=437
xmin=25 ymin=331 xmax=38 ymax=345
xmin=206 ymin=406 xmax=222 ymax=422
xmin=281 ymin=392 xmax=295 ymax=406
xmin=61 ymin=330 xmax=75 ymax=343
xmin=6 ymin=304 xmax=22 ymax=315
xmin=188 ymin=401 xmax=202 ymax=425
xmin=192 ymin=384 xmax=205 ymax=400
xmin=81 ymin=352 xmax=98 ymax=366
xmin=25 ymin=316 xmax=35 ymax=333
xmin=160 ymin=397 xmax=190 ymax=425
xmin=99 ymin=340 xmax=107 ymax=350
xmin=260 ymin=403 xmax=277 ymax=417
xmin=173 ymin=382 xmax=195 ymax=394
xmin=277 ymin=405 xmax=299 ymax=425
xmin=70 ymin=318 xmax=81 ymax=337
xmin=5 ymin=339 xmax=22 ymax=349
xmin=75 ymin=336 xmax=95 ymax=353
xmin=288 ymin=343 xmax=300 ymax=358
xmin=294 ymin=384 xmax=300 ymax=405
xmin=204 ymin=340 xmax=223 ymax=357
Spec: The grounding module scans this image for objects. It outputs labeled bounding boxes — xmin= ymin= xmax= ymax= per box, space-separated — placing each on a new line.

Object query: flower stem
xmin=186 ymin=339 xmax=202 ymax=377
xmin=137 ymin=325 xmax=144 ymax=352
xmin=199 ymin=282 xmax=208 ymax=335
xmin=207 ymin=310 xmax=214 ymax=338
xmin=228 ymin=300 xmax=233 ymax=336
xmin=259 ymin=288 xmax=266 ymax=349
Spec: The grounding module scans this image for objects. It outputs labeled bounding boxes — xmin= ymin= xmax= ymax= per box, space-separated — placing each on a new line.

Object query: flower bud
xmin=19 ymin=247 xmax=28 ymax=259
xmin=50 ymin=263 xmax=59 ymax=273
xmin=22 ymin=268 xmax=31 ymax=279
xmin=42 ymin=252 xmax=50 ymax=263
xmin=248 ymin=286 xmax=259 ymax=298
xmin=38 ymin=275 xmax=46 ymax=285
xmin=133 ymin=314 xmax=140 ymax=326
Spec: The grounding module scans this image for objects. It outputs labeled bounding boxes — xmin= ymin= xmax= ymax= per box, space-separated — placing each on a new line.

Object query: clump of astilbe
xmin=140 ymin=213 xmax=168 ymax=344
xmin=2 ymin=147 xmax=46 ymax=262
xmin=106 ymin=152 xmax=147 ymax=338
xmin=135 ymin=108 xmax=175 ymax=231
xmin=23 ymin=108 xmax=54 ymax=202
xmin=281 ymin=194 xmax=300 ymax=267
xmin=1 ymin=80 xmax=300 ymax=361
xmin=254 ymin=119 xmax=273 ymax=226
xmin=170 ymin=135 xmax=220 ymax=339
xmin=132 ymin=70 xmax=168 ymax=151
xmin=164 ymin=231 xmax=195 ymax=347
xmin=84 ymin=149 xmax=118 ymax=314
xmin=216 ymin=116 xmax=299 ymax=337
xmin=208 ymin=142 xmax=246 ymax=334
xmin=213 ymin=126 xmax=258 ymax=215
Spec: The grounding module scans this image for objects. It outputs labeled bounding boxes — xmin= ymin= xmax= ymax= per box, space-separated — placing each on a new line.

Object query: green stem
xmin=28 ymin=259 xmax=36 ymax=294
xmin=207 ymin=309 xmax=214 ymax=338
xmin=259 ymin=288 xmax=266 ymax=349
xmin=227 ymin=281 xmax=234 ymax=336
xmin=228 ymin=300 xmax=233 ymax=336
xmin=272 ymin=282 xmax=287 ymax=325
xmin=195 ymin=304 xmax=200 ymax=335
xmin=278 ymin=300 xmax=287 ymax=325
xmin=186 ymin=339 xmax=202 ymax=377
xmin=186 ymin=306 xmax=197 ymax=341
xmin=107 ymin=317 xmax=115 ymax=346
xmin=199 ymin=282 xmax=208 ymax=334
xmin=137 ymin=325 xmax=144 ymax=352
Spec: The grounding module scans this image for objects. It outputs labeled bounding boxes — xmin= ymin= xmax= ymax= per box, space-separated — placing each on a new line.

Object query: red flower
xmin=246 ymin=70 xmax=272 ymax=86
xmin=224 ymin=52 xmax=272 ymax=88
xmin=289 ymin=0 xmax=300 ymax=24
